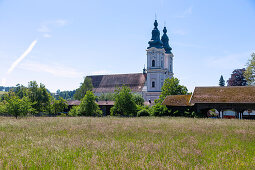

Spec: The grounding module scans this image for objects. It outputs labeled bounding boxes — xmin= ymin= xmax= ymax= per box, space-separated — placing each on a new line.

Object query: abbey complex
xmin=88 ymin=20 xmax=173 ymax=101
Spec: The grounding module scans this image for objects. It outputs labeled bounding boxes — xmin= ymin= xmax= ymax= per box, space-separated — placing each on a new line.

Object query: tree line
xmin=0 ymin=81 xmax=68 ymax=118
xmin=0 ymin=77 xmax=201 ymax=118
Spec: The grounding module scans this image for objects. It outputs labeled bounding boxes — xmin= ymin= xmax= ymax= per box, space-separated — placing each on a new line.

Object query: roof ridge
xmin=87 ymin=73 xmax=145 ymax=77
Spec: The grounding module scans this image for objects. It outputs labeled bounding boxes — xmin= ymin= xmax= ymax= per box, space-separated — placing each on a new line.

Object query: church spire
xmin=161 ymin=26 xmax=172 ymax=54
xmin=148 ymin=20 xmax=163 ymax=49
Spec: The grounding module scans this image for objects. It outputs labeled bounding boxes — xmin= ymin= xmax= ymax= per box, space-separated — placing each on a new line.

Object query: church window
xmin=152 ymin=81 xmax=155 ymax=88
xmin=152 ymin=60 xmax=155 ymax=67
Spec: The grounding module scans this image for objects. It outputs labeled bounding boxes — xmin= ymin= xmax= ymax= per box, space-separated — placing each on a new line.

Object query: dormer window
xmin=152 ymin=60 xmax=155 ymax=67
xmin=152 ymin=81 xmax=155 ymax=88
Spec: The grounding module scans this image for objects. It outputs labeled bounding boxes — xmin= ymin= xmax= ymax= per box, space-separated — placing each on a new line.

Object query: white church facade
xmin=88 ymin=20 xmax=174 ymax=101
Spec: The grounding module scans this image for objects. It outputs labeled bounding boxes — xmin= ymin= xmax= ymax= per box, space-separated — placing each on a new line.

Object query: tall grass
xmin=0 ymin=117 xmax=254 ymax=169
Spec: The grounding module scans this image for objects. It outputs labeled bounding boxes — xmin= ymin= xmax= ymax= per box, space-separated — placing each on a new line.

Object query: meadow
xmin=0 ymin=91 xmax=6 ymax=97
xmin=0 ymin=117 xmax=254 ymax=169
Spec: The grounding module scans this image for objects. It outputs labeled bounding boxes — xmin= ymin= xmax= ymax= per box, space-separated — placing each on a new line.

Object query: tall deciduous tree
xmin=244 ymin=53 xmax=255 ymax=85
xmin=219 ymin=75 xmax=225 ymax=86
xmin=79 ymin=91 xmax=102 ymax=116
xmin=27 ymin=81 xmax=51 ymax=113
xmin=74 ymin=77 xmax=93 ymax=100
xmin=52 ymin=97 xmax=68 ymax=115
xmin=110 ymin=86 xmax=137 ymax=116
xmin=227 ymin=68 xmax=247 ymax=86
xmin=5 ymin=94 xmax=34 ymax=118
xmin=158 ymin=77 xmax=188 ymax=103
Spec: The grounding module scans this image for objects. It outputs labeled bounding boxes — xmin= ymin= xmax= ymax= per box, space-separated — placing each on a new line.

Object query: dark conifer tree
xmin=219 ymin=75 xmax=225 ymax=86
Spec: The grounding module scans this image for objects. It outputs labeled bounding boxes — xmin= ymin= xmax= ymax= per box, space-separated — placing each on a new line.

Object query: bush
xmin=68 ymin=106 xmax=79 ymax=117
xmin=0 ymin=101 xmax=7 ymax=115
xmin=79 ymin=91 xmax=102 ymax=116
xmin=110 ymin=86 xmax=137 ymax=116
xmin=137 ymin=109 xmax=150 ymax=117
xmin=133 ymin=94 xmax=144 ymax=106
xmin=152 ymin=103 xmax=170 ymax=116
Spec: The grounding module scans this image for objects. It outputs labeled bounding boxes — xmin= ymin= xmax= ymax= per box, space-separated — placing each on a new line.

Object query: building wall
xmin=146 ymin=47 xmax=173 ymax=93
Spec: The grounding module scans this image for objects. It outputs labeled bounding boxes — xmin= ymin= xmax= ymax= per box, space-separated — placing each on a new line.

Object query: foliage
xmin=27 ymin=81 xmax=52 ymax=113
xmin=79 ymin=91 xmax=102 ymax=116
xmin=244 ymin=53 xmax=255 ymax=85
xmin=157 ymin=77 xmax=188 ymax=103
xmin=151 ymin=103 xmax=170 ymax=116
xmin=54 ymin=90 xmax=76 ymax=100
xmin=68 ymin=106 xmax=79 ymax=117
xmin=0 ymin=101 xmax=7 ymax=114
xmin=74 ymin=77 xmax=93 ymax=100
xmin=227 ymin=68 xmax=247 ymax=86
xmin=110 ymin=86 xmax=137 ymax=116
xmin=51 ymin=97 xmax=68 ymax=115
xmin=98 ymin=93 xmax=114 ymax=101
xmin=133 ymin=94 xmax=144 ymax=106
xmin=5 ymin=95 xmax=35 ymax=118
xmin=137 ymin=109 xmax=150 ymax=117
xmin=0 ymin=86 xmax=15 ymax=92
xmin=219 ymin=75 xmax=225 ymax=86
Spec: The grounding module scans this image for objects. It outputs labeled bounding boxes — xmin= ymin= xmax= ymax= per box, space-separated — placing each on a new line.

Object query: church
xmin=88 ymin=20 xmax=174 ymax=101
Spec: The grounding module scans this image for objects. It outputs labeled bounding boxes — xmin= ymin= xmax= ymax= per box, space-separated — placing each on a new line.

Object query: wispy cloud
xmin=43 ymin=33 xmax=52 ymax=38
xmin=37 ymin=25 xmax=50 ymax=33
xmin=176 ymin=6 xmax=193 ymax=18
xmin=206 ymin=52 xmax=249 ymax=70
xmin=8 ymin=40 xmax=37 ymax=74
xmin=56 ymin=19 xmax=67 ymax=26
xmin=1 ymin=78 xmax=6 ymax=86
xmin=19 ymin=61 xmax=82 ymax=78
xmin=37 ymin=19 xmax=67 ymax=38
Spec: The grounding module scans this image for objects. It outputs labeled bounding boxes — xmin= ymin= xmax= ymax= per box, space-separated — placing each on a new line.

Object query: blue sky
xmin=0 ymin=0 xmax=255 ymax=92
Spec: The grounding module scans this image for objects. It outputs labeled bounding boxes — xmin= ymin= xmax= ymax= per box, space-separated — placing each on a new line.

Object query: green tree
xmin=14 ymin=84 xmax=28 ymax=98
xmin=152 ymin=103 xmax=170 ymax=116
xmin=98 ymin=93 xmax=114 ymax=101
xmin=74 ymin=77 xmax=93 ymax=100
xmin=133 ymin=94 xmax=144 ymax=106
xmin=219 ymin=75 xmax=225 ymax=86
xmin=110 ymin=86 xmax=137 ymax=116
xmin=0 ymin=101 xmax=7 ymax=115
xmin=244 ymin=53 xmax=255 ymax=85
xmin=5 ymin=95 xmax=34 ymax=118
xmin=157 ymin=77 xmax=188 ymax=103
xmin=27 ymin=81 xmax=51 ymax=114
xmin=52 ymin=97 xmax=68 ymax=115
xmin=79 ymin=91 xmax=102 ymax=116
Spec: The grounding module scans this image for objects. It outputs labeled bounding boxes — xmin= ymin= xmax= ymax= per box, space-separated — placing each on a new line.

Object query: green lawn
xmin=0 ymin=117 xmax=254 ymax=169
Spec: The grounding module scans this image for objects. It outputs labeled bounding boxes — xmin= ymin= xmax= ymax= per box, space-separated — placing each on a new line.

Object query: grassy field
xmin=0 ymin=117 xmax=254 ymax=169
xmin=0 ymin=91 xmax=6 ymax=97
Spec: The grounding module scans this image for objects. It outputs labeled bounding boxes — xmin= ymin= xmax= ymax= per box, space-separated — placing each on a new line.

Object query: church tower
xmin=146 ymin=20 xmax=173 ymax=95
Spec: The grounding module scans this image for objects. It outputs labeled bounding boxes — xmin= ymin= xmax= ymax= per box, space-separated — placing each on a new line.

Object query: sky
xmin=0 ymin=0 xmax=255 ymax=93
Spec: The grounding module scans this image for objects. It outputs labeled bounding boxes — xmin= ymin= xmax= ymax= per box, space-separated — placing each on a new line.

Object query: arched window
xmin=152 ymin=81 xmax=155 ymax=88
xmin=152 ymin=60 xmax=155 ymax=67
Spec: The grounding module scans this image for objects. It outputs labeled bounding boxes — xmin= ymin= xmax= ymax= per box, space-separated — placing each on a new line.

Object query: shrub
xmin=133 ymin=94 xmax=144 ymax=106
xmin=152 ymin=103 xmax=170 ymax=116
xmin=0 ymin=101 xmax=7 ymax=115
xmin=79 ymin=91 xmax=102 ymax=116
xmin=68 ymin=106 xmax=79 ymax=117
xmin=137 ymin=109 xmax=151 ymax=117
xmin=110 ymin=86 xmax=137 ymax=116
